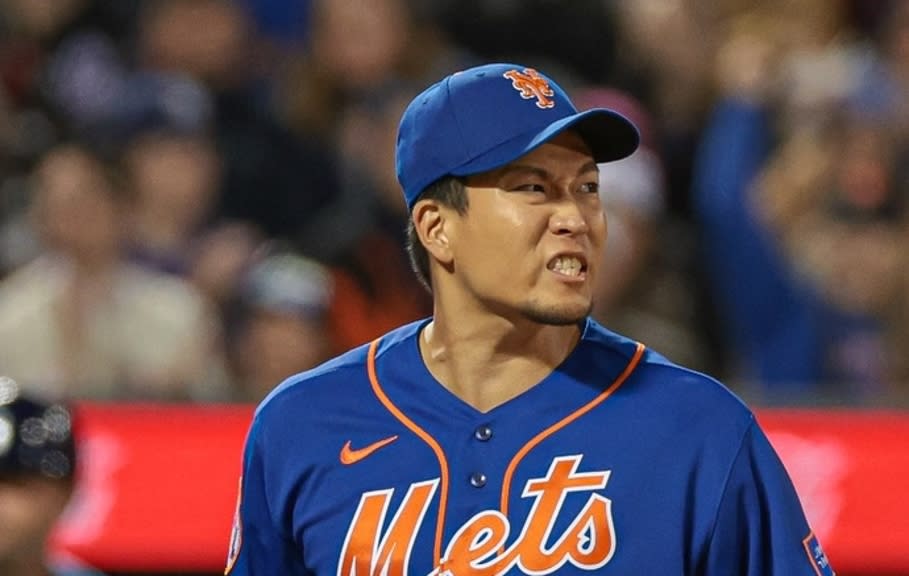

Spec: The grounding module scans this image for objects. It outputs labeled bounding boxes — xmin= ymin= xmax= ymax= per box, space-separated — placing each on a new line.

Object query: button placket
xmin=468 ymin=424 xmax=492 ymax=488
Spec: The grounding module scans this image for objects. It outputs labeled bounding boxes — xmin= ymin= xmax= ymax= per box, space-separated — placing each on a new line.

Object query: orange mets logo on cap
xmin=503 ymin=68 xmax=555 ymax=109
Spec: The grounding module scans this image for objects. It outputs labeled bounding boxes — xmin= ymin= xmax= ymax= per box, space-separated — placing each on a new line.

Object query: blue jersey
xmin=226 ymin=318 xmax=834 ymax=575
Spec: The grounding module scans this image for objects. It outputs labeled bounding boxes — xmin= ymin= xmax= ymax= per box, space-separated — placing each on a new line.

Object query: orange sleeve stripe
xmin=366 ymin=338 xmax=450 ymax=567
xmin=499 ymin=342 xmax=646 ymax=517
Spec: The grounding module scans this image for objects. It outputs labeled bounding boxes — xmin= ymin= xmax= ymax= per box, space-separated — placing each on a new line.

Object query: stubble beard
xmin=520 ymin=300 xmax=594 ymax=326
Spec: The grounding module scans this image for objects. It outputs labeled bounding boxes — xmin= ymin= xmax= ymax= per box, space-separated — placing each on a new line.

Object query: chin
xmin=521 ymin=301 xmax=592 ymax=326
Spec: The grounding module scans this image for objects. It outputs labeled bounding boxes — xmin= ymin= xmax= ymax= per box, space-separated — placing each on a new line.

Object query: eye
xmin=579 ymin=180 xmax=599 ymax=195
xmin=512 ymin=183 xmax=546 ymax=193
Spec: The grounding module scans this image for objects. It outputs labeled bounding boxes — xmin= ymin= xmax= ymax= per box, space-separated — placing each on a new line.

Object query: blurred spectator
xmin=853 ymin=0 xmax=909 ymax=134
xmin=610 ymin=0 xmax=718 ymax=217
xmin=0 ymin=376 xmax=104 ymax=576
xmin=0 ymin=143 xmax=227 ymax=401
xmin=275 ymin=0 xmax=470 ymax=144
xmin=135 ymin=0 xmax=340 ymax=253
xmin=108 ymin=71 xmax=263 ymax=311
xmin=692 ymin=6 xmax=829 ymax=397
xmin=755 ymin=112 xmax=909 ymax=401
xmin=120 ymin=86 xmax=221 ymax=277
xmin=275 ymin=0 xmax=415 ymax=140
xmin=0 ymin=0 xmax=139 ymax=137
xmin=227 ymin=248 xmax=333 ymax=401
xmin=690 ymin=0 xmax=907 ymax=402
xmin=0 ymin=0 xmax=139 ymax=275
xmin=267 ymin=0 xmax=474 ymax=319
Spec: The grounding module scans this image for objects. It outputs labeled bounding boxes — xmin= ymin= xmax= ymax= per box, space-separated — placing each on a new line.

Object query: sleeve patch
xmin=225 ymin=476 xmax=243 ymax=574
xmin=803 ymin=532 xmax=834 ymax=576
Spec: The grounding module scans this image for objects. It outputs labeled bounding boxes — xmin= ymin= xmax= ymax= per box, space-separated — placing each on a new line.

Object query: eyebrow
xmin=501 ymin=160 xmax=599 ymax=180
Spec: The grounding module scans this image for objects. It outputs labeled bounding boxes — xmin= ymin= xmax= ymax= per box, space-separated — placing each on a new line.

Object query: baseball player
xmin=226 ymin=63 xmax=834 ymax=575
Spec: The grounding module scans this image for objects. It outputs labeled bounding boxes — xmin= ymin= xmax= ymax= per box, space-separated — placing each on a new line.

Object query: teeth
xmin=551 ymin=256 xmax=582 ymax=277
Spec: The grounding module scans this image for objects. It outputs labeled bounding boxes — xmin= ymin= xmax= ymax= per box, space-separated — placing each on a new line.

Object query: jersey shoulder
xmin=584 ymin=317 xmax=755 ymax=424
xmin=253 ymin=319 xmax=427 ymax=421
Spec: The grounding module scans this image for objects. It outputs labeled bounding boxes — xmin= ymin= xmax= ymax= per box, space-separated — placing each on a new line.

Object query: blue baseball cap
xmin=395 ymin=63 xmax=640 ymax=208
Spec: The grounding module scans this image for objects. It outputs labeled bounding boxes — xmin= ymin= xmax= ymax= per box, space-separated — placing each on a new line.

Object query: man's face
xmin=443 ymin=131 xmax=607 ymax=326
xmin=0 ymin=475 xmax=71 ymax=562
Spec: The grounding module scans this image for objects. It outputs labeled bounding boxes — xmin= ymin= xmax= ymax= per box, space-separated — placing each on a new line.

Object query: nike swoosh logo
xmin=340 ymin=435 xmax=399 ymax=465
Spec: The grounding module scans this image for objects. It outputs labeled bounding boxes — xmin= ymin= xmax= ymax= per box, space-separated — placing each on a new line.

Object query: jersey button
xmin=474 ymin=425 xmax=493 ymax=441
xmin=469 ymin=472 xmax=487 ymax=488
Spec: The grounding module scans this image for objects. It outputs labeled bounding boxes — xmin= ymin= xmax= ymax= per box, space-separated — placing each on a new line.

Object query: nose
xmin=548 ymin=197 xmax=590 ymax=236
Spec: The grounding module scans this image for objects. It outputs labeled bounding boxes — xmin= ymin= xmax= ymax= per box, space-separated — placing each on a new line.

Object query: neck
xmin=0 ymin=555 xmax=53 ymax=576
xmin=62 ymin=249 xmax=119 ymax=276
xmin=132 ymin=210 xmax=191 ymax=253
xmin=420 ymin=306 xmax=582 ymax=412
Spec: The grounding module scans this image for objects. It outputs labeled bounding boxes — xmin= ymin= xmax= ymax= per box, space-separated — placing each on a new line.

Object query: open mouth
xmin=547 ymin=255 xmax=588 ymax=278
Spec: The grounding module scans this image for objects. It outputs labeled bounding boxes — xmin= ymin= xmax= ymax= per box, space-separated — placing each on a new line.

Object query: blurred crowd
xmin=0 ymin=0 xmax=906 ymax=407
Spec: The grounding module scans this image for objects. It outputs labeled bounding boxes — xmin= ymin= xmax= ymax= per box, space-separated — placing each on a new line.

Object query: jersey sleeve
xmin=702 ymin=419 xmax=835 ymax=575
xmin=225 ymin=415 xmax=309 ymax=575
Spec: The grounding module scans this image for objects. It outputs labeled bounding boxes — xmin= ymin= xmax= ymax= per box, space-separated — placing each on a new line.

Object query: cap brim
xmin=450 ymin=108 xmax=640 ymax=178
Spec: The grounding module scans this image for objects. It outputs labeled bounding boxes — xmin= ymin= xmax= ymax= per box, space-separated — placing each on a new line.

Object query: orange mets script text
xmin=338 ymin=455 xmax=615 ymax=576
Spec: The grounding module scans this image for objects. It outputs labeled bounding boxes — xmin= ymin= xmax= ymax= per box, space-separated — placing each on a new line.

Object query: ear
xmin=412 ymin=199 xmax=454 ymax=266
